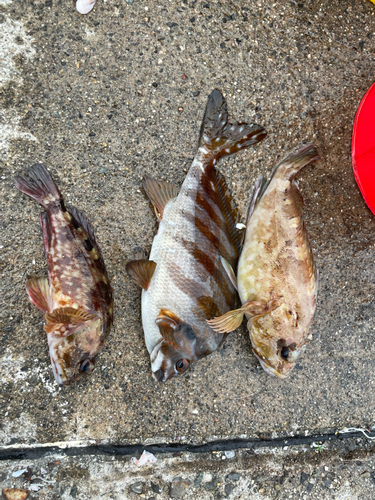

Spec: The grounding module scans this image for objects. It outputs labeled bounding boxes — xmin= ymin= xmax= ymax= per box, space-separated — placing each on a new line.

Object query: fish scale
xmin=126 ymin=89 xmax=267 ymax=382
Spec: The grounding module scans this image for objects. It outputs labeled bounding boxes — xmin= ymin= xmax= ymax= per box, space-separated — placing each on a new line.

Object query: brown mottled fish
xmin=208 ymin=144 xmax=319 ymax=378
xmin=126 ymin=89 xmax=267 ymax=382
xmin=14 ymin=164 xmax=113 ymax=386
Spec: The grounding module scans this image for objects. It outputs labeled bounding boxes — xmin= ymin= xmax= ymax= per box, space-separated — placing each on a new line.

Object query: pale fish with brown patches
xmin=208 ymin=144 xmax=319 ymax=378
xmin=126 ymin=89 xmax=267 ymax=382
xmin=14 ymin=164 xmax=113 ymax=386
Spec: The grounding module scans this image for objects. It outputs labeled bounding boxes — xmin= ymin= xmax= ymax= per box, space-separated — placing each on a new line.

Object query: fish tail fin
xmin=198 ymin=89 xmax=267 ymax=163
xmin=14 ymin=163 xmax=62 ymax=209
xmin=272 ymin=143 xmax=320 ymax=181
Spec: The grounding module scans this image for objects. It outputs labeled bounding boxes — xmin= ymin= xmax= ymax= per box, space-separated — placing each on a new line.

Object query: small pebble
xmin=130 ymin=481 xmax=144 ymax=494
xmin=226 ymin=473 xmax=240 ymax=481
xmin=193 ymin=90 xmax=200 ymax=97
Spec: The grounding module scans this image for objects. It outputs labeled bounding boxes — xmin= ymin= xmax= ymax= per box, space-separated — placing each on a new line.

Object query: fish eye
xmin=280 ymin=347 xmax=290 ymax=360
xmin=175 ymin=359 xmax=189 ymax=373
xmin=79 ymin=359 xmax=94 ymax=373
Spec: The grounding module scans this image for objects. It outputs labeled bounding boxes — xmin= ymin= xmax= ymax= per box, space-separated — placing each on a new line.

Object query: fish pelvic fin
xmin=14 ymin=163 xmax=62 ymax=209
xmin=26 ymin=276 xmax=51 ymax=313
xmin=198 ymin=89 xmax=267 ymax=162
xmin=125 ymin=256 xmax=156 ymax=290
xmin=142 ymin=176 xmax=179 ymax=220
xmin=207 ymin=299 xmax=279 ymax=334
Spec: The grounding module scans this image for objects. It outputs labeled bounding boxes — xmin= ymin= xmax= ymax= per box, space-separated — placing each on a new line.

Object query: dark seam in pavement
xmin=0 ymin=430 xmax=373 ymax=461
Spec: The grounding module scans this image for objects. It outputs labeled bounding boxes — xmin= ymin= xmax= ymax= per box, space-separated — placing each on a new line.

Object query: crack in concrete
xmin=1 ymin=430 xmax=374 ymax=462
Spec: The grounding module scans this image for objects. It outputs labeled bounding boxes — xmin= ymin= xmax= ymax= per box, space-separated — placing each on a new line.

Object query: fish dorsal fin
xmin=246 ymin=175 xmax=267 ymax=224
xmin=45 ymin=307 xmax=95 ymax=325
xmin=68 ymin=205 xmax=98 ymax=247
xmin=132 ymin=246 xmax=148 ymax=260
xmin=220 ymin=256 xmax=238 ymax=292
xmin=125 ymin=258 xmax=157 ymax=290
xmin=142 ymin=176 xmax=179 ymax=221
xmin=198 ymin=89 xmax=267 ymax=162
xmin=155 ymin=309 xmax=182 ymax=349
xmin=26 ymin=276 xmax=51 ymax=313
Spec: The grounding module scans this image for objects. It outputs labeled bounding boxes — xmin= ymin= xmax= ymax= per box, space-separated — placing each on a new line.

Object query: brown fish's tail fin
xmin=198 ymin=89 xmax=267 ymax=163
xmin=271 ymin=143 xmax=320 ymax=182
xmin=14 ymin=163 xmax=62 ymax=209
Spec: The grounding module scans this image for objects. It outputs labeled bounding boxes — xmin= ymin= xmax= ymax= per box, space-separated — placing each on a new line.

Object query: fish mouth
xmin=253 ymin=351 xmax=288 ymax=379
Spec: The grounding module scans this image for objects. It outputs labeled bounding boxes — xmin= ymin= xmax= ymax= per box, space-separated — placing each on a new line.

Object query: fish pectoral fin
xmin=207 ymin=299 xmax=278 ymax=334
xmin=155 ymin=310 xmax=182 ymax=349
xmin=207 ymin=307 xmax=245 ymax=333
xmin=220 ymin=256 xmax=238 ymax=292
xmin=125 ymin=259 xmax=157 ymax=290
xmin=26 ymin=276 xmax=51 ymax=313
xmin=45 ymin=307 xmax=95 ymax=325
xmin=142 ymin=176 xmax=179 ymax=220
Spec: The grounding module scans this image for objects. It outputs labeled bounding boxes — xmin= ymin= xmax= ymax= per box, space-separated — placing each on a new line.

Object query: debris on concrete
xmin=132 ymin=450 xmax=157 ymax=466
xmin=2 ymin=489 xmax=29 ymax=500
xmin=76 ymin=0 xmax=96 ymax=15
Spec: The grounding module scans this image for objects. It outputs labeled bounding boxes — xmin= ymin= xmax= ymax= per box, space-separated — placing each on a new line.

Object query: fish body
xmin=126 ymin=89 xmax=266 ymax=382
xmin=208 ymin=144 xmax=319 ymax=378
xmin=14 ymin=164 xmax=113 ymax=386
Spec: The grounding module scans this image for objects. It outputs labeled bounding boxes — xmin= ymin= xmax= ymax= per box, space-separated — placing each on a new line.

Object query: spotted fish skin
xmin=126 ymin=89 xmax=267 ymax=382
xmin=14 ymin=164 xmax=113 ymax=386
xmin=208 ymin=144 xmax=319 ymax=378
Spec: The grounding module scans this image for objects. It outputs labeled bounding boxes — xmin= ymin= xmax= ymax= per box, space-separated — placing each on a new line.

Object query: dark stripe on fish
xmin=195 ymin=191 xmax=232 ymax=247
xmin=182 ymin=211 xmax=232 ymax=264
xmin=179 ymin=238 xmax=235 ymax=310
xmin=168 ymin=261 xmax=207 ymax=300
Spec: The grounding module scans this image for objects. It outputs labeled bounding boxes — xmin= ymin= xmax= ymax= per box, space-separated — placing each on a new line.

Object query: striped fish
xmin=208 ymin=144 xmax=319 ymax=378
xmin=14 ymin=164 xmax=113 ymax=386
xmin=126 ymin=89 xmax=266 ymax=382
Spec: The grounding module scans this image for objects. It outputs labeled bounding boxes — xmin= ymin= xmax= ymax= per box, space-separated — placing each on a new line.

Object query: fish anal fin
xmin=156 ymin=309 xmax=183 ymax=349
xmin=220 ymin=256 xmax=238 ymax=292
xmin=125 ymin=259 xmax=156 ymax=290
xmin=45 ymin=307 xmax=95 ymax=325
xmin=199 ymin=89 xmax=267 ymax=162
xmin=207 ymin=299 xmax=279 ymax=334
xmin=26 ymin=276 xmax=51 ymax=313
xmin=142 ymin=176 xmax=179 ymax=220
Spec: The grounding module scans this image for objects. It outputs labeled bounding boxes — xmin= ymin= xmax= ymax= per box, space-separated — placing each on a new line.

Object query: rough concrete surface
xmin=1 ymin=0 xmax=375 ymax=496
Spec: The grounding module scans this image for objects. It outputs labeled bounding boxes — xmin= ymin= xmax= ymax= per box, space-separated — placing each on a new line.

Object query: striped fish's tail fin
xmin=14 ymin=163 xmax=62 ymax=209
xmin=198 ymin=89 xmax=267 ymax=162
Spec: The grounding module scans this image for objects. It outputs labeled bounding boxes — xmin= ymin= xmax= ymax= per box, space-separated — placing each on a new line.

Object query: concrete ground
xmin=1 ymin=0 xmax=375 ymax=498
